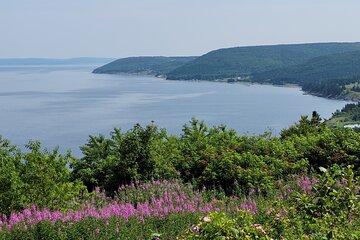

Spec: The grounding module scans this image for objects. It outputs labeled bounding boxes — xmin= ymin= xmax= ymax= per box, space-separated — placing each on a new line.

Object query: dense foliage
xmin=1 ymin=115 xmax=360 ymax=239
xmin=180 ymin=166 xmax=360 ymax=239
xmin=71 ymin=116 xmax=360 ymax=196
xmin=92 ymin=56 xmax=197 ymax=75
xmin=0 ymin=138 xmax=85 ymax=216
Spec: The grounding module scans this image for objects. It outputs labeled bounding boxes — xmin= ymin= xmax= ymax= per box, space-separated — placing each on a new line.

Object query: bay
xmin=0 ymin=65 xmax=348 ymax=156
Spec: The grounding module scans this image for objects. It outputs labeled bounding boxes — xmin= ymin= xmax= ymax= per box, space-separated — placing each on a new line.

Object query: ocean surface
xmin=0 ymin=65 xmax=349 ymax=156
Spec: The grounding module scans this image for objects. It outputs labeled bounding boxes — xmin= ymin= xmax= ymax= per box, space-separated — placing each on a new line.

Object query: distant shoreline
xmin=94 ymin=71 xmax=358 ymax=102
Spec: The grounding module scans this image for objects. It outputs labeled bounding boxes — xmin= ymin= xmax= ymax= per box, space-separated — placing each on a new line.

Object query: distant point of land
xmin=94 ymin=42 xmax=360 ymax=101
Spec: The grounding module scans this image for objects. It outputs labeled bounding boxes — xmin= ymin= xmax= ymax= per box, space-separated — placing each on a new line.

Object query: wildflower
xmin=193 ymin=225 xmax=200 ymax=232
xmin=203 ymin=216 xmax=211 ymax=222
xmin=234 ymin=205 xmax=239 ymax=212
xmin=95 ymin=228 xmax=100 ymax=234
xmin=249 ymin=189 xmax=255 ymax=196
xmin=340 ymin=178 xmax=348 ymax=185
xmin=253 ymin=223 xmax=267 ymax=235
xmin=1 ymin=214 xmax=7 ymax=223
xmin=266 ymin=209 xmax=274 ymax=215
xmin=23 ymin=208 xmax=32 ymax=218
xmin=279 ymin=209 xmax=288 ymax=215
xmin=311 ymin=177 xmax=319 ymax=184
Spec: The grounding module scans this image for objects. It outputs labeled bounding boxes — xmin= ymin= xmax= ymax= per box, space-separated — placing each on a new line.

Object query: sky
xmin=1 ymin=0 xmax=360 ymax=58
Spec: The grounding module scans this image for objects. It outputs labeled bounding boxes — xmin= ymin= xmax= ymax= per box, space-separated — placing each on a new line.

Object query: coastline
xmin=165 ymin=77 xmax=359 ymax=102
xmin=92 ymin=71 xmax=359 ymax=102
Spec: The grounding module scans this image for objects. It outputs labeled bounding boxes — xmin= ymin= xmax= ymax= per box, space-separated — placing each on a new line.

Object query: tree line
xmin=1 ymin=114 xmax=359 ymax=215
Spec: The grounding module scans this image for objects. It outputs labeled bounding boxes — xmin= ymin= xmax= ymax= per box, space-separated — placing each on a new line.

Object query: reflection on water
xmin=0 ymin=66 xmax=348 ymax=156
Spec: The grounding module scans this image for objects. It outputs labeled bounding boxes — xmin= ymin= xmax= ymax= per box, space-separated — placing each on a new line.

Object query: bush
xmin=180 ymin=212 xmax=272 ymax=239
xmin=0 ymin=138 xmax=85 ymax=215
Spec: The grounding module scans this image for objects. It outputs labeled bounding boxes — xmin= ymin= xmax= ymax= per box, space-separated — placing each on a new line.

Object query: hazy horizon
xmin=1 ymin=0 xmax=360 ymax=58
xmin=2 ymin=41 xmax=360 ymax=59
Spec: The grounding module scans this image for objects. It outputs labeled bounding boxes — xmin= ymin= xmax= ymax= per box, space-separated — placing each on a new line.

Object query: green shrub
xmin=180 ymin=212 xmax=272 ymax=240
xmin=0 ymin=138 xmax=85 ymax=214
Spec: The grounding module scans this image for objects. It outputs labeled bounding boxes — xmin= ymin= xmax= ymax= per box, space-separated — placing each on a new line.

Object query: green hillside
xmin=253 ymin=51 xmax=360 ymax=100
xmin=166 ymin=42 xmax=360 ymax=80
xmin=93 ymin=56 xmax=197 ymax=75
xmin=327 ymin=102 xmax=360 ymax=131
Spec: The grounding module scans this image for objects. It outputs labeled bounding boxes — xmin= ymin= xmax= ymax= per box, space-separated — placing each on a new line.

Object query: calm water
xmin=0 ymin=65 xmax=348 ymax=156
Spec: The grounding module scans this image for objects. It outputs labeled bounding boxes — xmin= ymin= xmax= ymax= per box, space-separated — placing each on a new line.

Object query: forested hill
xmin=253 ymin=50 xmax=360 ymax=84
xmin=92 ymin=43 xmax=360 ymax=100
xmin=92 ymin=56 xmax=197 ymax=76
xmin=166 ymin=42 xmax=360 ymax=80
xmin=253 ymin=51 xmax=360 ymax=100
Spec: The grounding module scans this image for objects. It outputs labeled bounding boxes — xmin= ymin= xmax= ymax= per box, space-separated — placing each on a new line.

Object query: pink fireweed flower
xmin=294 ymin=175 xmax=315 ymax=194
xmin=240 ymin=198 xmax=257 ymax=214
xmin=1 ymin=180 xmax=248 ymax=231
xmin=1 ymin=214 xmax=7 ymax=223
xmin=74 ymin=212 xmax=82 ymax=222
xmin=50 ymin=211 xmax=62 ymax=224
xmin=234 ymin=205 xmax=239 ymax=212
xmin=249 ymin=189 xmax=255 ymax=196
xmin=312 ymin=177 xmax=319 ymax=184
xmin=23 ymin=208 xmax=32 ymax=218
